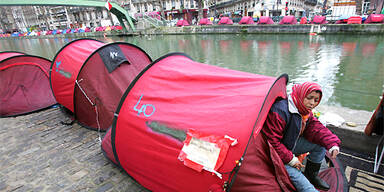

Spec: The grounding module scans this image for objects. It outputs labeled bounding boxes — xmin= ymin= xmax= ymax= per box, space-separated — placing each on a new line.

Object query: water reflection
xmin=0 ymin=34 xmax=383 ymax=111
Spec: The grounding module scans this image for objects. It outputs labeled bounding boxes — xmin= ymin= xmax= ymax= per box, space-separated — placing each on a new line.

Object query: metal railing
xmin=135 ymin=13 xmax=170 ymax=28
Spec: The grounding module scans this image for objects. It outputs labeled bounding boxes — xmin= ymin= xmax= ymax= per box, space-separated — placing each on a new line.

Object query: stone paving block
xmin=0 ymin=108 xmax=149 ymax=191
xmin=71 ymin=170 xmax=89 ymax=181
xmin=95 ymin=182 xmax=114 ymax=192
xmin=1 ymin=105 xmax=379 ymax=191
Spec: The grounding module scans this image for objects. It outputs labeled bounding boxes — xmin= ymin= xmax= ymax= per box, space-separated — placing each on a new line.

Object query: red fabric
xmin=311 ymin=16 xmax=327 ymax=24
xmin=199 ymin=18 xmax=212 ymax=25
xmin=291 ymin=82 xmax=322 ymax=116
xmin=0 ymin=56 xmax=56 ymax=117
xmin=279 ymin=16 xmax=298 ymax=24
xmin=318 ymin=153 xmax=347 ymax=192
xmin=263 ymin=111 xmax=291 ymax=164
xmin=347 ymin=16 xmax=362 ymax=24
xmin=218 ymin=17 xmax=234 ymax=25
xmin=111 ymin=53 xmax=288 ymax=191
xmin=101 ymin=128 xmax=117 ymax=164
xmin=304 ymin=114 xmax=341 ymax=150
xmin=263 ymin=103 xmax=341 ymax=164
xmin=105 ymin=1 xmax=112 ymax=10
xmin=0 ymin=62 xmax=49 ymax=77
xmin=365 ymin=14 xmax=384 ymax=23
xmin=239 ymin=16 xmax=255 ymax=24
xmin=300 ymin=17 xmax=308 ymax=24
xmin=231 ymin=134 xmax=296 ymax=192
xmin=74 ymin=43 xmax=151 ymax=130
xmin=51 ymin=39 xmax=105 ymax=112
xmin=0 ymin=52 xmax=24 ymax=61
xmin=258 ymin=16 xmax=274 ymax=24
xmin=176 ymin=20 xmax=190 ymax=26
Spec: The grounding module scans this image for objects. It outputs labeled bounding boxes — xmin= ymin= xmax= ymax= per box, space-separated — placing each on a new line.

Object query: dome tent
xmin=101 ymin=52 xmax=294 ymax=191
xmin=199 ymin=18 xmax=213 ymax=25
xmin=176 ymin=20 xmax=190 ymax=26
xmin=258 ymin=16 xmax=274 ymax=24
xmin=101 ymin=52 xmax=348 ymax=191
xmin=238 ymin=16 xmax=255 ymax=24
xmin=0 ymin=51 xmax=56 ymax=117
xmin=50 ymin=38 xmax=152 ymax=131
xmin=279 ymin=16 xmax=298 ymax=24
xmin=218 ymin=17 xmax=234 ymax=25
xmin=311 ymin=15 xmax=327 ymax=24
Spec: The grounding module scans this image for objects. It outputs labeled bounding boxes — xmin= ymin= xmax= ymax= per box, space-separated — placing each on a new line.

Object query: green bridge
xmin=1 ymin=0 xmax=136 ymax=31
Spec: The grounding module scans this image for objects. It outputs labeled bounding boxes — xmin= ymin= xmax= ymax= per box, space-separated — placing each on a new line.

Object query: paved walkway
xmin=0 ymin=108 xmax=148 ymax=192
xmin=1 ymin=107 xmax=383 ymax=191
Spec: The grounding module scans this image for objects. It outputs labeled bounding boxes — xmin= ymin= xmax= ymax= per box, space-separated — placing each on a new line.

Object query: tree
xmin=196 ymin=0 xmax=204 ymax=20
xmin=355 ymin=0 xmax=362 ymax=15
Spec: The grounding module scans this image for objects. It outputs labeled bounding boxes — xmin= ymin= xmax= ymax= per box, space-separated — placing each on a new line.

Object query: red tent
xmin=364 ymin=14 xmax=384 ymax=23
xmin=258 ymin=16 xmax=274 ymax=24
xmin=300 ymin=17 xmax=308 ymax=24
xmin=101 ymin=52 xmax=293 ymax=191
xmin=101 ymin=53 xmax=348 ymax=191
xmin=176 ymin=20 xmax=190 ymax=27
xmin=347 ymin=16 xmax=362 ymax=24
xmin=238 ymin=16 xmax=255 ymax=24
xmin=311 ymin=16 xmax=327 ymax=24
xmin=279 ymin=16 xmax=298 ymax=24
xmin=218 ymin=17 xmax=234 ymax=25
xmin=0 ymin=51 xmax=56 ymax=117
xmin=101 ymin=52 xmax=348 ymax=191
xmin=50 ymin=39 xmax=152 ymax=130
xmin=199 ymin=18 xmax=213 ymax=25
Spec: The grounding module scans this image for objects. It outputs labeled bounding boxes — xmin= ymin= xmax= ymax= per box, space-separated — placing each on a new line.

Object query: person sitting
xmin=262 ymin=82 xmax=341 ymax=191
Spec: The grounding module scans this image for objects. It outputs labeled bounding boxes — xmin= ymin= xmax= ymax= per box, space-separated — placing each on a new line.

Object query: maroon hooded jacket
xmin=262 ymin=95 xmax=341 ymax=164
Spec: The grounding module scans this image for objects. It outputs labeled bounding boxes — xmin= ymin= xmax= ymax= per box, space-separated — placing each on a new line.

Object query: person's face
xmin=303 ymin=91 xmax=321 ymax=111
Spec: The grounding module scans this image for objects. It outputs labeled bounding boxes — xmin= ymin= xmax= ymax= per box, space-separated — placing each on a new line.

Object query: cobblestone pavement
xmin=0 ymin=108 xmax=149 ymax=192
xmin=1 ymin=107 xmax=384 ymax=191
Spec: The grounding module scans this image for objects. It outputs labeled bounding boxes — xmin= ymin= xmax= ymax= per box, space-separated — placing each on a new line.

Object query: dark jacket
xmin=262 ymin=95 xmax=341 ymax=164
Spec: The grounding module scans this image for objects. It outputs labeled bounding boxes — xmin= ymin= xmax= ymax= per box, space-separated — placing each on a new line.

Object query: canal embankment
xmin=315 ymin=105 xmax=379 ymax=155
xmin=138 ymin=24 xmax=384 ymax=35
xmin=2 ymin=24 xmax=384 ymax=39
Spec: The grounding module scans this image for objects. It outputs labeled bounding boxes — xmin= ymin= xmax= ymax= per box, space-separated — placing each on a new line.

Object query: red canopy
xmin=279 ymin=16 xmax=298 ymax=24
xmin=176 ymin=20 xmax=190 ymax=26
xmin=300 ymin=17 xmax=308 ymax=24
xmin=50 ymin=39 xmax=105 ymax=112
xmin=199 ymin=18 xmax=213 ymax=25
xmin=258 ymin=16 xmax=274 ymax=24
xmin=0 ymin=52 xmax=56 ymax=117
xmin=311 ymin=16 xmax=327 ymax=24
xmin=364 ymin=14 xmax=384 ymax=23
xmin=0 ymin=51 xmax=24 ymax=60
xmin=218 ymin=17 xmax=234 ymax=25
xmin=347 ymin=16 xmax=362 ymax=24
xmin=102 ymin=53 xmax=294 ymax=191
xmin=50 ymin=39 xmax=152 ymax=130
xmin=239 ymin=16 xmax=255 ymax=24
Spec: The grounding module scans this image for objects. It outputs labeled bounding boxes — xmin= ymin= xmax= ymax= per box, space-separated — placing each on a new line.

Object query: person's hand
xmin=330 ymin=149 xmax=339 ymax=159
xmin=328 ymin=146 xmax=340 ymax=159
xmin=293 ymin=161 xmax=305 ymax=170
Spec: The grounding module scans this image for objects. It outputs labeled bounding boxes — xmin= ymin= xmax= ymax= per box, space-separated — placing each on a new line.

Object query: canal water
xmin=1 ymin=34 xmax=383 ymax=112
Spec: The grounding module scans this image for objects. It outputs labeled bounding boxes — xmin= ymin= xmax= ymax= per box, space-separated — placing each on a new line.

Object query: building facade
xmin=0 ymin=5 xmax=114 ymax=33
xmin=114 ymin=0 xmax=321 ymax=18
